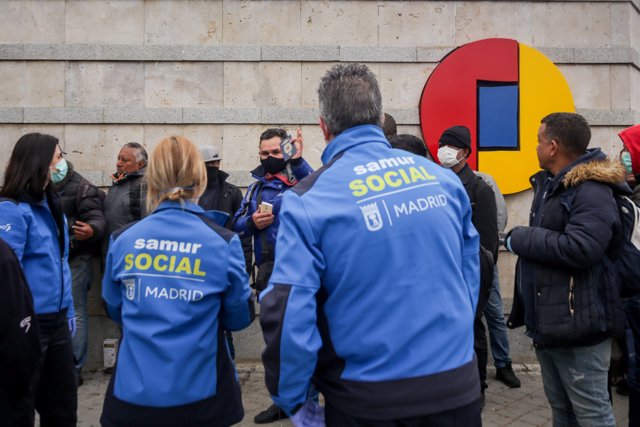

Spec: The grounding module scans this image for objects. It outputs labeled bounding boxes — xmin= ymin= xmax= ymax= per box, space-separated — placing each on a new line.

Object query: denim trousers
xmin=70 ymin=254 xmax=93 ymax=371
xmin=483 ymin=267 xmax=512 ymax=369
xmin=623 ymin=294 xmax=640 ymax=426
xmin=536 ymin=338 xmax=615 ymax=427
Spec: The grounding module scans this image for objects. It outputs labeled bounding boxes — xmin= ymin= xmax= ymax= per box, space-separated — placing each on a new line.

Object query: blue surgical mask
xmin=50 ymin=158 xmax=68 ymax=184
xmin=621 ymin=151 xmax=633 ymax=174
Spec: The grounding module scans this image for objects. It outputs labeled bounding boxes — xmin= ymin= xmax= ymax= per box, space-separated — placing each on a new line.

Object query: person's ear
xmin=319 ymin=117 xmax=331 ymax=142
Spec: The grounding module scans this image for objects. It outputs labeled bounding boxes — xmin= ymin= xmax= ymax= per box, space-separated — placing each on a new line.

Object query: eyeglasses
xmin=259 ymin=149 xmax=282 ymax=157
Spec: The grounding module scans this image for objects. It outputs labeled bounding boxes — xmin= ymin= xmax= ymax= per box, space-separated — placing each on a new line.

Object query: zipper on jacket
xmin=568 ymin=277 xmax=575 ymax=317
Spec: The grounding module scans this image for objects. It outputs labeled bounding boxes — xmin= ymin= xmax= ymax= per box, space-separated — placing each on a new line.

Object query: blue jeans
xmin=70 ymin=254 xmax=93 ymax=370
xmin=536 ymin=338 xmax=615 ymax=427
xmin=623 ymin=294 xmax=640 ymax=426
xmin=483 ymin=267 xmax=511 ymax=368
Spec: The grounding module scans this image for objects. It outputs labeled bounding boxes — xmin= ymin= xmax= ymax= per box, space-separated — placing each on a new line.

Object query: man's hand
xmin=252 ymin=211 xmax=275 ymax=230
xmin=292 ymin=128 xmax=304 ymax=160
xmin=73 ymin=221 xmax=94 ymax=241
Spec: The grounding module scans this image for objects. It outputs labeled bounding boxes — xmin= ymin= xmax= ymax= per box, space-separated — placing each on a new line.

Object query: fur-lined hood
xmin=563 ymin=159 xmax=627 ymax=188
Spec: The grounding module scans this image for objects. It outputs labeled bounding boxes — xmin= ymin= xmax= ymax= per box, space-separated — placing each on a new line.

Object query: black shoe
xmin=254 ymin=404 xmax=288 ymax=424
xmin=496 ymin=363 xmax=521 ymax=388
xmin=76 ymin=369 xmax=84 ymax=387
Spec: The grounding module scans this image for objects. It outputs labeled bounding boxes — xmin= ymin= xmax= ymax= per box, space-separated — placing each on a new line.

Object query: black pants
xmin=325 ymin=398 xmax=481 ymax=427
xmin=13 ymin=311 xmax=77 ymax=427
xmin=474 ymin=278 xmax=491 ymax=393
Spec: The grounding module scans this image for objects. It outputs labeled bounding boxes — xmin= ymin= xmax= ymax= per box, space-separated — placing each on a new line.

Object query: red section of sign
xmin=419 ymin=38 xmax=519 ymax=170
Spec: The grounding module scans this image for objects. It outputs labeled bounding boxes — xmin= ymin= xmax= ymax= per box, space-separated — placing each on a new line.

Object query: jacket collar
xmin=153 ymin=200 xmax=229 ymax=226
xmin=111 ymin=166 xmax=146 ymax=185
xmin=455 ymin=164 xmax=475 ymax=186
xmin=321 ymin=125 xmax=390 ymax=165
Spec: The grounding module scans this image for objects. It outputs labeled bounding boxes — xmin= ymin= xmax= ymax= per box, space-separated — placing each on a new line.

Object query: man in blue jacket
xmin=232 ymin=128 xmax=313 ymax=423
xmin=506 ymin=112 xmax=625 ymax=425
xmin=260 ymin=63 xmax=482 ymax=426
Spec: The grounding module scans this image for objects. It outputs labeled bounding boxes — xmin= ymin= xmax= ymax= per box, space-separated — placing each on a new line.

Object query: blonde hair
xmin=146 ymin=136 xmax=207 ymax=212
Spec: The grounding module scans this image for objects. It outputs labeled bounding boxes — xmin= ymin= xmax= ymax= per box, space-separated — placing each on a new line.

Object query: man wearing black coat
xmin=198 ymin=145 xmax=251 ymax=359
xmin=505 ymin=112 xmax=625 ymax=425
xmin=436 ymin=125 xmax=498 ymax=409
xmin=52 ymin=158 xmax=106 ymax=385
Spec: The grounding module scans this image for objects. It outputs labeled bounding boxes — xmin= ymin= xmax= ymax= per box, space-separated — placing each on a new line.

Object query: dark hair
xmin=318 ymin=63 xmax=383 ymax=137
xmin=389 ymin=134 xmax=431 ymax=159
xmin=259 ymin=128 xmax=288 ymax=144
xmin=0 ymin=133 xmax=59 ymax=200
xmin=122 ymin=142 xmax=148 ymax=163
xmin=382 ymin=113 xmax=397 ymax=139
xmin=541 ymin=113 xmax=591 ymax=157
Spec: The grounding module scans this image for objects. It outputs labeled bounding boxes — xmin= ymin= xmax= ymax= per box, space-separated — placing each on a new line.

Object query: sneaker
xmin=496 ymin=363 xmax=521 ymax=388
xmin=254 ymin=404 xmax=288 ymax=424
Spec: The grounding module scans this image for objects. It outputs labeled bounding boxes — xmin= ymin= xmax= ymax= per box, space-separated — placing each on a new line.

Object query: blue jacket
xmin=102 ymin=201 xmax=254 ymax=412
xmin=0 ymin=196 xmax=74 ymax=318
xmin=507 ymin=149 xmax=626 ymax=348
xmin=232 ymin=160 xmax=313 ymax=265
xmin=260 ymin=125 xmax=480 ymax=420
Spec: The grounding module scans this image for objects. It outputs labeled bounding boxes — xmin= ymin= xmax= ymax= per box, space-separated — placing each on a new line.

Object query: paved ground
xmin=77 ymin=364 xmax=629 ymax=426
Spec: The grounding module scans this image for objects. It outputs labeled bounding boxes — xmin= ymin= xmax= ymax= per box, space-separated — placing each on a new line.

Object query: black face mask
xmin=206 ymin=166 xmax=219 ymax=184
xmin=261 ymin=156 xmax=287 ymax=175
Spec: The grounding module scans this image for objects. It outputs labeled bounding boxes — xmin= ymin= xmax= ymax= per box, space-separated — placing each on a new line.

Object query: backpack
xmin=606 ymin=195 xmax=640 ymax=298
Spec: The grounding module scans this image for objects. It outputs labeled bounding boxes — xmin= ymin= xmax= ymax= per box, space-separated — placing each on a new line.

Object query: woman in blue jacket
xmin=0 ymin=133 xmax=77 ymax=426
xmin=101 ymin=135 xmax=255 ymax=427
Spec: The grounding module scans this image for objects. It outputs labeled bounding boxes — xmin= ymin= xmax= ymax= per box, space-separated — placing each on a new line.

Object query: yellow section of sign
xmin=478 ymin=43 xmax=575 ymax=195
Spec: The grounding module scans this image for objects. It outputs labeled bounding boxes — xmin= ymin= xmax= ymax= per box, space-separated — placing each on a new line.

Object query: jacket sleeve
xmin=259 ymin=191 xmax=324 ymax=415
xmin=0 ymin=241 xmax=41 ymax=404
xmin=459 ymin=186 xmax=481 ymax=315
xmin=78 ymin=184 xmax=106 ymax=241
xmin=229 ymin=186 xmax=254 ymax=273
xmin=473 ymin=185 xmax=499 ymax=261
xmin=510 ymin=183 xmax=617 ymax=269
xmin=101 ymin=237 xmax=122 ymax=324
xmin=291 ymin=159 xmax=314 ymax=181
xmin=232 ymin=183 xmax=259 ymax=238
xmin=0 ymin=202 xmax=28 ymax=263
xmin=221 ymin=235 xmax=255 ymax=331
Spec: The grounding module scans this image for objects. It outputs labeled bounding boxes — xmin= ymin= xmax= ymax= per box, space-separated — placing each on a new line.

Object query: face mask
xmin=50 ymin=158 xmax=68 ymax=184
xmin=261 ymin=156 xmax=287 ymax=175
xmin=437 ymin=146 xmax=462 ymax=169
xmin=206 ymin=166 xmax=219 ymax=183
xmin=621 ymin=151 xmax=633 ymax=174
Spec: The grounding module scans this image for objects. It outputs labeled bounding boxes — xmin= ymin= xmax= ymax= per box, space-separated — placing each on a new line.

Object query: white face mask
xmin=437 ymin=146 xmax=462 ymax=168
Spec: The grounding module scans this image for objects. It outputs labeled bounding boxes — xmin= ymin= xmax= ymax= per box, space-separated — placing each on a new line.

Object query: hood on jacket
xmin=619 ymin=124 xmax=640 ymax=175
xmin=563 ymin=158 xmax=627 ymax=192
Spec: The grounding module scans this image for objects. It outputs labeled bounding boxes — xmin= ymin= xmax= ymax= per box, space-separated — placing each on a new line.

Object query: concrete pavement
xmin=77 ymin=364 xmax=629 ymax=427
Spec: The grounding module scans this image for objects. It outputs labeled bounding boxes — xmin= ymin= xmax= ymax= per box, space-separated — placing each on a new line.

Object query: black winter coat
xmin=53 ymin=163 xmax=106 ymax=258
xmin=507 ymin=149 xmax=626 ymax=348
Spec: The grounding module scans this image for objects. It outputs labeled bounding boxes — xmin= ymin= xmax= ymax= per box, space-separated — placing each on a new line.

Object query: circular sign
xmin=419 ymin=38 xmax=575 ymax=194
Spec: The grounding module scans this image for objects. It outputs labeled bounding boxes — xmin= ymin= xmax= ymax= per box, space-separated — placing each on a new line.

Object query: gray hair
xmin=317 ymin=63 xmax=383 ymax=137
xmin=122 ymin=142 xmax=148 ymax=164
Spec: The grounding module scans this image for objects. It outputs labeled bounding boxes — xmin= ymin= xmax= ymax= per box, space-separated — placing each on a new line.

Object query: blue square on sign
xmin=478 ymin=83 xmax=519 ymax=149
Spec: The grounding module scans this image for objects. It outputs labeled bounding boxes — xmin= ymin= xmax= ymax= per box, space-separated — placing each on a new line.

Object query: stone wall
xmin=1 ymin=0 xmax=639 ymax=367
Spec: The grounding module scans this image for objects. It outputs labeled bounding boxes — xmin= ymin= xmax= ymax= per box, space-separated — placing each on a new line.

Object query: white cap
xmin=199 ymin=145 xmax=221 ymax=162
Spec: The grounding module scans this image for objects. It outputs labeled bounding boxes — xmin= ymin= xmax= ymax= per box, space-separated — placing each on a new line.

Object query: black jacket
xmin=53 ymin=162 xmax=106 ymax=258
xmin=198 ymin=170 xmax=253 ymax=273
xmin=458 ymin=164 xmax=498 ymax=312
xmin=507 ymin=149 xmax=626 ymax=348
xmin=0 ymin=238 xmax=41 ymax=419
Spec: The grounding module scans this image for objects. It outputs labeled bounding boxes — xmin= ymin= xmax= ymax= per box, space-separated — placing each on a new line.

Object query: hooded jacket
xmin=260 ymin=125 xmax=480 ymax=419
xmin=53 ymin=161 xmax=106 ymax=258
xmin=0 ymin=193 xmax=75 ymax=319
xmin=619 ymin=124 xmax=640 ymax=204
xmin=507 ymin=148 xmax=626 ymax=348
